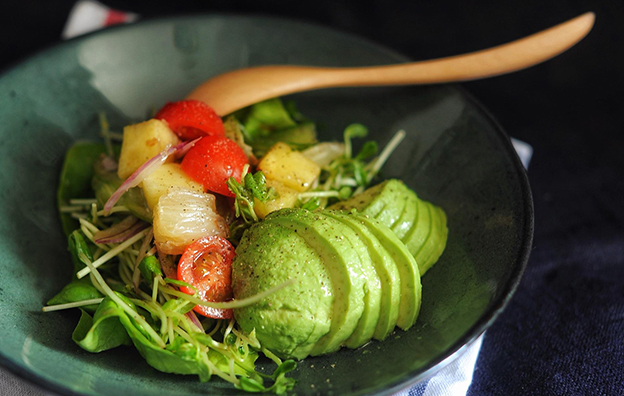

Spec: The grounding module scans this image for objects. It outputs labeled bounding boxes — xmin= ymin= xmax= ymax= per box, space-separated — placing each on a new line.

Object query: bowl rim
xmin=0 ymin=13 xmax=534 ymax=396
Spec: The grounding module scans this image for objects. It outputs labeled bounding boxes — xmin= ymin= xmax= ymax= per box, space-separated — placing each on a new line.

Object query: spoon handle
xmin=188 ymin=12 xmax=594 ymax=115
xmin=319 ymin=12 xmax=595 ymax=86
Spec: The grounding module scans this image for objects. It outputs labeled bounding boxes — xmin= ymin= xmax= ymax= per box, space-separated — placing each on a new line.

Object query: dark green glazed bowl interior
xmin=0 ymin=15 xmax=532 ymax=396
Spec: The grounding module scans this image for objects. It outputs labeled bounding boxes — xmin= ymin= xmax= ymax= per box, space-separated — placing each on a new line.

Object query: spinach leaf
xmin=57 ymin=142 xmax=109 ymax=236
xmin=47 ymin=231 xmax=103 ymax=312
xmin=239 ymin=98 xmax=317 ymax=157
xmin=72 ymin=298 xmax=131 ymax=353
xmin=138 ymin=255 xmax=162 ymax=285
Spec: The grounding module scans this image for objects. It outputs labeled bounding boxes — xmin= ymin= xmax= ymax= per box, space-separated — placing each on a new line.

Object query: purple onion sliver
xmin=103 ymin=144 xmax=178 ymax=215
xmin=174 ymin=137 xmax=202 ymax=159
xmin=95 ymin=221 xmax=149 ymax=244
xmin=93 ymin=215 xmax=138 ymax=242
xmin=186 ymin=311 xmax=205 ymax=333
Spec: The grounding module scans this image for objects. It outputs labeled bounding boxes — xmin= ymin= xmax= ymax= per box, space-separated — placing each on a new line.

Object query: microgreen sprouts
xmin=298 ymin=127 xmax=406 ymax=209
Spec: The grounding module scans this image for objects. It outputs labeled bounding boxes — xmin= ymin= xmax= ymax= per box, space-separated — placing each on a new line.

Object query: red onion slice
xmin=103 ymin=138 xmax=199 ymax=215
xmin=175 ymin=137 xmax=201 ymax=159
xmin=94 ymin=216 xmax=149 ymax=244
xmin=186 ymin=311 xmax=205 ymax=333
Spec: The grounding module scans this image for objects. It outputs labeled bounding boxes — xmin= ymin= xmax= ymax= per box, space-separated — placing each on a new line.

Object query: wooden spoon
xmin=187 ymin=12 xmax=594 ymax=116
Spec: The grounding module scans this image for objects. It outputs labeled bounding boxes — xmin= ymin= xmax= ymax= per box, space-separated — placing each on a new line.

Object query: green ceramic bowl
xmin=0 ymin=15 xmax=533 ymax=396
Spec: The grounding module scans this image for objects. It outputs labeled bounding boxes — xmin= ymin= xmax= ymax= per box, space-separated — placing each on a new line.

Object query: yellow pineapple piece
xmin=257 ymin=142 xmax=320 ymax=192
xmin=153 ymin=188 xmax=228 ymax=255
xmin=140 ymin=163 xmax=203 ymax=211
xmin=117 ymin=119 xmax=180 ymax=180
xmin=254 ymin=180 xmax=299 ymax=219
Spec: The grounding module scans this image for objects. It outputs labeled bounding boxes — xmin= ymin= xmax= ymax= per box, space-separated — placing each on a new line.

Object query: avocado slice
xmin=403 ymin=198 xmax=432 ymax=266
xmin=329 ymin=179 xmax=394 ymax=217
xmin=391 ymin=189 xmax=418 ymax=241
xmin=414 ymin=203 xmax=449 ymax=275
xmin=268 ymin=209 xmax=367 ymax=356
xmin=325 ymin=211 xmax=401 ymax=341
xmin=315 ymin=212 xmax=382 ymax=350
xmin=232 ymin=221 xmax=333 ymax=359
xmin=353 ymin=214 xmax=422 ymax=330
xmin=332 ymin=179 xmax=449 ymax=276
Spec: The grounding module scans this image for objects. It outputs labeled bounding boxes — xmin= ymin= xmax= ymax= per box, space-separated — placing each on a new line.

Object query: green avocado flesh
xmin=232 ymin=206 xmax=423 ymax=359
xmin=330 ymin=179 xmax=448 ymax=275
xmin=324 ymin=211 xmax=401 ymax=341
xmin=267 ymin=209 xmax=368 ymax=356
xmin=350 ymin=214 xmax=422 ymax=330
xmin=232 ymin=221 xmax=333 ymax=359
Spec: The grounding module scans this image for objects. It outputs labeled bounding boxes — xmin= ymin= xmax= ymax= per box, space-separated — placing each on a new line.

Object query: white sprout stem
xmin=89 ymin=272 xmax=107 ymax=296
xmin=76 ymin=229 xmax=150 ymax=279
xmin=42 ymin=298 xmax=105 ymax=312
xmin=369 ymin=130 xmax=406 ymax=177
xmin=176 ymin=327 xmax=237 ymax=385
xmin=79 ymin=218 xmax=101 ymax=237
xmin=69 ymin=198 xmax=98 ymax=205
xmin=167 ymin=317 xmax=175 ymax=345
xmin=298 ymin=190 xmax=340 ymax=199
xmin=231 ymin=327 xmax=261 ymax=350
xmin=79 ymin=252 xmax=166 ymax=348
xmin=71 ymin=213 xmax=88 ymax=220
xmin=130 ymin=298 xmax=169 ymax=335
xmin=152 ymin=276 xmax=160 ymax=303
xmin=223 ymin=318 xmax=235 ymax=342
xmin=160 ymin=279 xmax=294 ymax=309
xmin=96 ymin=206 xmax=130 ymax=216
xmin=262 ymin=346 xmax=284 ymax=366
xmin=106 ymin=132 xmax=124 ymax=140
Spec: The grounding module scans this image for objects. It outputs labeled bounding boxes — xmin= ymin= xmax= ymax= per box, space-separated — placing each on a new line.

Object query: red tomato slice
xmin=178 ymin=236 xmax=235 ymax=319
xmin=155 ymin=100 xmax=225 ymax=140
xmin=181 ymin=135 xmax=248 ymax=197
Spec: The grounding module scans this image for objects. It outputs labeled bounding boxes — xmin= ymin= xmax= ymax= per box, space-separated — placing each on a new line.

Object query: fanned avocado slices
xmin=351 ymin=214 xmax=422 ymax=330
xmin=325 ymin=211 xmax=402 ymax=341
xmin=330 ymin=178 xmax=448 ymax=275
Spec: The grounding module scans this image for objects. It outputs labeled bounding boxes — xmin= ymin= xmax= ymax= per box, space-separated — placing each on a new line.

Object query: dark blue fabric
xmin=409 ymin=380 xmax=428 ymax=396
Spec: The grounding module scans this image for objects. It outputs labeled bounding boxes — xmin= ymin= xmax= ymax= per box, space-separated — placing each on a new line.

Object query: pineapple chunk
xmin=153 ymin=188 xmax=228 ymax=255
xmin=257 ymin=142 xmax=320 ymax=192
xmin=254 ymin=180 xmax=299 ymax=219
xmin=117 ymin=119 xmax=180 ymax=180
xmin=141 ymin=163 xmax=203 ymax=211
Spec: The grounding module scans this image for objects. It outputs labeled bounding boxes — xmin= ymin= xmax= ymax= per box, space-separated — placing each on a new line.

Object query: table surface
xmin=2 ymin=1 xmax=623 ymax=395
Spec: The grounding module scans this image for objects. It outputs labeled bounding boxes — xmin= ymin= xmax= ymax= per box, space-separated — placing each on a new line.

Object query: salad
xmin=47 ymin=98 xmax=448 ymax=393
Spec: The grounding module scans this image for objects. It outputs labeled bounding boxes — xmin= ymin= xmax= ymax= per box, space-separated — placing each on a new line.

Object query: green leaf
xmin=57 ymin=142 xmax=110 ymax=236
xmin=46 ymin=279 xmax=103 ymax=312
xmin=243 ymin=98 xmax=297 ymax=139
xmin=271 ymin=359 xmax=297 ymax=380
xmin=162 ymin=298 xmax=194 ymax=315
xmin=240 ymin=98 xmax=317 ymax=156
xmin=237 ymin=377 xmax=266 ymax=393
xmin=72 ymin=299 xmax=131 ymax=353
xmin=355 ymin=140 xmax=378 ymax=161
xmin=344 ymin=123 xmax=368 ymax=140
xmin=249 ymin=122 xmax=317 ymax=157
xmin=47 ymin=231 xmax=103 ymax=312
xmin=138 ymin=255 xmax=162 ymax=285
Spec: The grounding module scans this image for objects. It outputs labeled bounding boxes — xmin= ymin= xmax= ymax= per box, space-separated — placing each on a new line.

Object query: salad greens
xmin=48 ymin=98 xmax=405 ymax=394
